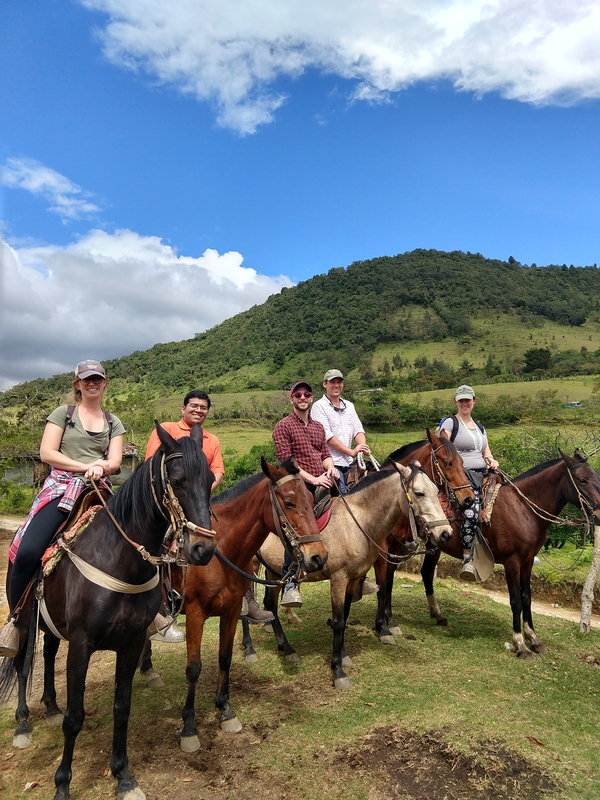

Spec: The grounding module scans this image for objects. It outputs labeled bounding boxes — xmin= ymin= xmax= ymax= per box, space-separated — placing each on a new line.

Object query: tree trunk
xmin=580 ymin=525 xmax=600 ymax=634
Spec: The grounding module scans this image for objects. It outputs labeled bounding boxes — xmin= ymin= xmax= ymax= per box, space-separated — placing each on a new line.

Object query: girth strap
xmin=59 ymin=539 xmax=159 ymax=594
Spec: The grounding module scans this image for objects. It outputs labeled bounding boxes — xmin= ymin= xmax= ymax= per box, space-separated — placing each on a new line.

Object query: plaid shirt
xmin=272 ymin=412 xmax=330 ymax=478
xmin=8 ymin=469 xmax=109 ymax=562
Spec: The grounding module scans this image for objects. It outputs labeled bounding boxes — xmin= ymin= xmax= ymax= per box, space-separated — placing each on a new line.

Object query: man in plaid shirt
xmin=272 ymin=380 xmax=337 ymax=607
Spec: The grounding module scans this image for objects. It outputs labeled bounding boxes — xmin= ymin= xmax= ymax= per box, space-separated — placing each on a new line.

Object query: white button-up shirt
xmin=311 ymin=395 xmax=365 ymax=468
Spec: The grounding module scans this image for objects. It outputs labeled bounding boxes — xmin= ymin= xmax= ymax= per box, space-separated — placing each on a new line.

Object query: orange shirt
xmin=144 ymin=420 xmax=224 ymax=476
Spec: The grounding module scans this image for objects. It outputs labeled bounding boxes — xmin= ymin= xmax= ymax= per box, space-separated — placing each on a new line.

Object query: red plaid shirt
xmin=272 ymin=412 xmax=330 ymax=478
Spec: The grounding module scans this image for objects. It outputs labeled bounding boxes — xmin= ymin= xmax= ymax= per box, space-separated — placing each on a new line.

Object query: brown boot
xmin=0 ymin=619 xmax=20 ymax=659
xmin=244 ymin=587 xmax=275 ymax=624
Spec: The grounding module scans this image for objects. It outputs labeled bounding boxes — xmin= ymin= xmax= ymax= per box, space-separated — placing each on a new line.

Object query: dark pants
xmin=9 ymin=498 xmax=68 ymax=610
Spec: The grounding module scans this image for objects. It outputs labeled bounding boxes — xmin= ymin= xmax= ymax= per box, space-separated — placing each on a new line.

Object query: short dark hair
xmin=183 ymin=390 xmax=211 ymax=409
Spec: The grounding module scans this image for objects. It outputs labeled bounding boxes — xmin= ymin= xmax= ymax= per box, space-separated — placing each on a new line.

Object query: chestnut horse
xmin=420 ymin=450 xmax=600 ymax=659
xmin=372 ymin=431 xmax=475 ymax=644
xmin=250 ymin=461 xmax=453 ymax=688
xmin=176 ymin=458 xmax=328 ymax=753
xmin=0 ymin=424 xmax=215 ymax=800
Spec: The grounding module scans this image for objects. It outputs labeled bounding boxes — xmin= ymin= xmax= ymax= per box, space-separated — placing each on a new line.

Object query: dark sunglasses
xmin=80 ymin=375 xmax=105 ymax=384
xmin=293 ymin=391 xmax=312 ymax=399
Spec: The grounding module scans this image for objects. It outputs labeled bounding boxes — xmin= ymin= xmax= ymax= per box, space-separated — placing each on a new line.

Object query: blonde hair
xmin=66 ymin=377 xmax=107 ymax=405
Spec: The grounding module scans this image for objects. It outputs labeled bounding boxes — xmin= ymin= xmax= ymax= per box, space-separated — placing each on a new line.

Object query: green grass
xmin=2 ymin=577 xmax=599 ymax=799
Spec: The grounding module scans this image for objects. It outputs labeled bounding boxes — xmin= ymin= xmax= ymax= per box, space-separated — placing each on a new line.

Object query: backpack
xmin=436 ymin=413 xmax=484 ymax=442
xmin=65 ymin=405 xmax=114 ymax=458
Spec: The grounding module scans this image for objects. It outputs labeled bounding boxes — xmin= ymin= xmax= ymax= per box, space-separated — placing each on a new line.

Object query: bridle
xmin=430 ymin=443 xmax=471 ymax=501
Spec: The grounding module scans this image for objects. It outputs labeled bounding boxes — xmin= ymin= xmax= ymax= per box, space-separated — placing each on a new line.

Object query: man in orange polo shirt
xmin=145 ymin=390 xmax=224 ymax=493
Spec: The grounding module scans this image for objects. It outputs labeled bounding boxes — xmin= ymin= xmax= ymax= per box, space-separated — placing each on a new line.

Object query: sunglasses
xmin=293 ymin=391 xmax=312 ymax=399
xmin=80 ymin=375 xmax=105 ymax=384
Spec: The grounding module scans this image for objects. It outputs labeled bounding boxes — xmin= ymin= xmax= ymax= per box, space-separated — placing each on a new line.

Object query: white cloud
xmin=0 ymin=157 xmax=101 ymax=221
xmin=0 ymin=230 xmax=293 ymax=389
xmin=80 ymin=0 xmax=600 ymax=133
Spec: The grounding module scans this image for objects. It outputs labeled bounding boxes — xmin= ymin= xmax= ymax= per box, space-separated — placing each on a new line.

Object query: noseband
xmin=269 ymin=474 xmax=323 ymax=580
xmin=430 ymin=443 xmax=471 ymax=497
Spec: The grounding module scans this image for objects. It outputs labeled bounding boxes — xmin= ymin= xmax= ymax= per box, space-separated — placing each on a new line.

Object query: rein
xmin=430 ymin=443 xmax=471 ymax=502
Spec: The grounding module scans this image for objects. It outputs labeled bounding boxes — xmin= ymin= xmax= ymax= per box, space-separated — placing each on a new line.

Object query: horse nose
xmin=307 ymin=552 xmax=328 ymax=572
xmin=461 ymin=496 xmax=474 ymax=509
xmin=189 ymin=539 xmax=216 ymax=566
xmin=440 ymin=528 xmax=453 ymax=545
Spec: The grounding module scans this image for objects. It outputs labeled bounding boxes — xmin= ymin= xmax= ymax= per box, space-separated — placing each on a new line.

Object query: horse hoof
xmin=341 ymin=655 xmax=353 ymax=667
xmin=244 ymin=653 xmax=258 ymax=664
xmin=379 ymin=635 xmax=396 ymax=646
xmin=46 ymin=713 xmax=64 ymax=727
xmin=221 ymin=716 xmax=243 ymax=733
xmin=334 ymin=677 xmax=352 ymax=689
xmin=435 ymin=618 xmax=448 ymax=627
xmin=180 ymin=735 xmax=201 ymax=753
xmin=516 ymin=649 xmax=534 ymax=661
xmin=143 ymin=669 xmax=165 ymax=689
xmin=118 ymin=787 xmax=146 ymax=800
xmin=284 ymin=652 xmax=299 ymax=663
xmin=13 ymin=732 xmax=32 ymax=749
xmin=388 ymin=626 xmax=402 ymax=636
xmin=531 ymin=643 xmax=548 ymax=655
xmin=263 ymin=623 xmax=274 ymax=634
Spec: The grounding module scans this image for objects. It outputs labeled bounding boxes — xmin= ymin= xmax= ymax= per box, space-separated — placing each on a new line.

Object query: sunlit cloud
xmin=81 ymin=0 xmax=600 ymax=134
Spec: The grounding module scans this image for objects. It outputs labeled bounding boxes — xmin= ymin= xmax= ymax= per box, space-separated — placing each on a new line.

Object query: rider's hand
xmin=353 ymin=444 xmax=371 ymax=457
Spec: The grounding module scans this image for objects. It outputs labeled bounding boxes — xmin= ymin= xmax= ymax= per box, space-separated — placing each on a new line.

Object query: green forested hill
xmin=3 ymin=249 xmax=600 ymax=407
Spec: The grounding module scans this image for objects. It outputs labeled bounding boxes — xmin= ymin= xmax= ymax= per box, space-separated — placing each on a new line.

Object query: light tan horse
xmin=249 ymin=461 xmax=453 ymax=688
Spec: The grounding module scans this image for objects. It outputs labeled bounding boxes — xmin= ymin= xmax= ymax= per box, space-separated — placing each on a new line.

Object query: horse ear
xmin=392 ymin=460 xmax=411 ymax=479
xmin=574 ymin=447 xmax=587 ymax=462
xmin=427 ymin=428 xmax=438 ymax=444
xmin=261 ymin=456 xmax=276 ymax=481
xmin=155 ymin=420 xmax=179 ymax=455
xmin=190 ymin=422 xmax=204 ymax=450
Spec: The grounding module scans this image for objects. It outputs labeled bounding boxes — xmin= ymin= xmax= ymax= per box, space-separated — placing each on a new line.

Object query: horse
xmin=166 ymin=458 xmax=329 ymax=754
xmin=0 ymin=423 xmax=216 ymax=800
xmin=371 ymin=431 xmax=475 ymax=644
xmin=248 ymin=461 xmax=453 ymax=688
xmin=419 ymin=450 xmax=600 ymax=659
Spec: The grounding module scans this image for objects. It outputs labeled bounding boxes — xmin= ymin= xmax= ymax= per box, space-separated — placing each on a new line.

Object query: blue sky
xmin=2 ymin=0 xmax=600 ymax=388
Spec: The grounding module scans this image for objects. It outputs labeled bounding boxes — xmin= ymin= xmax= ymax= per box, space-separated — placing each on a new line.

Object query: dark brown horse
xmin=177 ymin=458 xmax=328 ymax=753
xmin=420 ymin=450 xmax=600 ymax=659
xmin=0 ymin=424 xmax=215 ymax=800
xmin=372 ymin=431 xmax=475 ymax=644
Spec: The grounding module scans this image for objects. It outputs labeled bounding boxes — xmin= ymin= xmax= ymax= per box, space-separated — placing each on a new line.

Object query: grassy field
xmin=1 ymin=575 xmax=599 ymax=799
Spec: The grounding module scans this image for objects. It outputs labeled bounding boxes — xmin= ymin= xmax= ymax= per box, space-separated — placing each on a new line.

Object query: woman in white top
xmin=439 ymin=385 xmax=498 ymax=581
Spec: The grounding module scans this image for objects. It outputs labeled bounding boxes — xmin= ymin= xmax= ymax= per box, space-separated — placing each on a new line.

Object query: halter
xmin=430 ymin=443 xmax=471 ymax=499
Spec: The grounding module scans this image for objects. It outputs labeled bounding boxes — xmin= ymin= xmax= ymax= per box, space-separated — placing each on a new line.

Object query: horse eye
xmin=283 ymin=500 xmax=296 ymax=509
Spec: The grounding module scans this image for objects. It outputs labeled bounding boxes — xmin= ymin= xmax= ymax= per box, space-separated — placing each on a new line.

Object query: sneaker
xmin=362 ymin=579 xmax=379 ymax=596
xmin=281 ymin=584 xmax=303 ymax=608
xmin=533 ymin=556 xmax=541 ymax=566
xmin=240 ymin=596 xmax=249 ymax=617
xmin=0 ymin=620 xmax=20 ymax=659
xmin=151 ymin=618 xmax=186 ymax=643
xmin=246 ymin=596 xmax=275 ymax=624
xmin=459 ymin=559 xmax=478 ymax=582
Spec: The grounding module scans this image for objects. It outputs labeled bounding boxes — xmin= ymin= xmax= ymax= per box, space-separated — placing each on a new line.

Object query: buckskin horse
xmin=0 ymin=424 xmax=215 ymax=800
xmin=420 ymin=450 xmax=600 ymax=659
xmin=170 ymin=458 xmax=328 ymax=753
xmin=249 ymin=461 xmax=453 ymax=688
xmin=371 ymin=431 xmax=475 ymax=644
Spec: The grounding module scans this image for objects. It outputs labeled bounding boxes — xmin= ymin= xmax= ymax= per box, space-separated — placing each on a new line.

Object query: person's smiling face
xmin=455 ymin=397 xmax=476 ymax=413
xmin=324 ymin=377 xmax=343 ymax=400
xmin=182 ymin=399 xmax=209 ymax=427
xmin=290 ymin=387 xmax=313 ymax=412
xmin=78 ymin=375 xmax=106 ymax=398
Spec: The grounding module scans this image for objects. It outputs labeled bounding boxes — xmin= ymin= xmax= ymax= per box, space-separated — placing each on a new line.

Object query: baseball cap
xmin=75 ymin=360 xmax=106 ymax=380
xmin=323 ymin=369 xmax=344 ymax=381
xmin=455 ymin=384 xmax=475 ymax=400
xmin=290 ymin=381 xmax=312 ymax=395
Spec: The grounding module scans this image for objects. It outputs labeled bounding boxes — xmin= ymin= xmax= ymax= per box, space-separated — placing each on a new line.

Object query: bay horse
xmin=420 ymin=450 xmax=600 ymax=659
xmin=249 ymin=461 xmax=453 ymax=688
xmin=172 ymin=458 xmax=328 ymax=754
xmin=371 ymin=431 xmax=475 ymax=644
xmin=0 ymin=423 xmax=215 ymax=800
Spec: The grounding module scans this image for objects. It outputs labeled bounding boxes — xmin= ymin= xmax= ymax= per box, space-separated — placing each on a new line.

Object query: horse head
xmin=426 ymin=428 xmax=475 ymax=510
xmin=393 ymin=460 xmax=453 ymax=547
xmin=261 ymin=457 xmax=328 ymax=573
xmin=155 ymin=422 xmax=217 ymax=566
xmin=560 ymin=449 xmax=600 ymax=524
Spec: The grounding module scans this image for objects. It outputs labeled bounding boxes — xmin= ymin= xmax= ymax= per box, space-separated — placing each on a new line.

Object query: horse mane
xmin=383 ymin=437 xmax=458 ymax=467
xmin=513 ymin=458 xmax=562 ymax=484
xmin=346 ymin=467 xmax=394 ymax=494
xmin=213 ymin=472 xmax=265 ymax=505
xmin=107 ymin=436 xmax=210 ymax=538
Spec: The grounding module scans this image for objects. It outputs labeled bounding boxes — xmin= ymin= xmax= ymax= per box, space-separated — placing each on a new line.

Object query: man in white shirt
xmin=311 ymin=369 xmax=371 ymax=494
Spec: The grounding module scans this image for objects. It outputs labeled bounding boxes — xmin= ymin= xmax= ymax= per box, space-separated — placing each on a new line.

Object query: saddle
xmin=481 ymin=472 xmax=502 ymax=525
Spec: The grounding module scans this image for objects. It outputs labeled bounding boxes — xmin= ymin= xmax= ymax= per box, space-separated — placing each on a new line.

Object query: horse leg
xmin=215 ymin=612 xmax=243 ymax=733
xmin=503 ymin=559 xmax=533 ymax=660
xmin=520 ymin=561 xmax=548 ymax=655
xmin=12 ymin=647 xmax=32 ymax=749
xmin=421 ymin=549 xmax=447 ymax=626
xmin=373 ymin=556 xmax=396 ymax=645
xmin=264 ymin=585 xmax=298 ymax=663
xmin=240 ymin=616 xmax=258 ymax=663
xmin=41 ymin=633 xmax=64 ymax=726
xmin=180 ymin=612 xmax=205 ymax=753
xmin=110 ymin=641 xmax=148 ymax=800
xmin=138 ymin=640 xmax=165 ymax=689
xmin=54 ymin=640 xmax=93 ymax=800
xmin=385 ymin=559 xmax=401 ymax=635
xmin=330 ymin=578 xmax=353 ymax=689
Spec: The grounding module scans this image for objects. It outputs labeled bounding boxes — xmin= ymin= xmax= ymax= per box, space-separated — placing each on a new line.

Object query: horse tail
xmin=0 ymin=654 xmax=18 ymax=700
xmin=0 ymin=606 xmax=39 ymax=702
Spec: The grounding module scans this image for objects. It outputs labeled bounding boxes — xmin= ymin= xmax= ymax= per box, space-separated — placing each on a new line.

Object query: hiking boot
xmin=0 ymin=619 xmax=20 ymax=659
xmin=362 ymin=579 xmax=379 ymax=596
xmin=245 ymin=590 xmax=275 ymax=624
xmin=281 ymin=583 xmax=303 ymax=608
xmin=459 ymin=559 xmax=478 ymax=582
xmin=240 ymin=596 xmax=249 ymax=617
xmin=151 ymin=617 xmax=186 ymax=643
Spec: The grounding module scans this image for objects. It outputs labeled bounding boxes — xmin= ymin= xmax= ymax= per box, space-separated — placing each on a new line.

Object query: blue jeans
xmin=336 ymin=465 xmax=350 ymax=494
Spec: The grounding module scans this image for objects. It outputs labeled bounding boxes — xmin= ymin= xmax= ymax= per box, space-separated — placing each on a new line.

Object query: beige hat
xmin=323 ymin=369 xmax=344 ymax=381
xmin=455 ymin=384 xmax=475 ymax=400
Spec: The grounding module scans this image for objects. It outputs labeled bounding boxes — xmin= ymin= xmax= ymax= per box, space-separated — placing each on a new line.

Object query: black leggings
xmin=9 ymin=498 xmax=69 ymax=610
